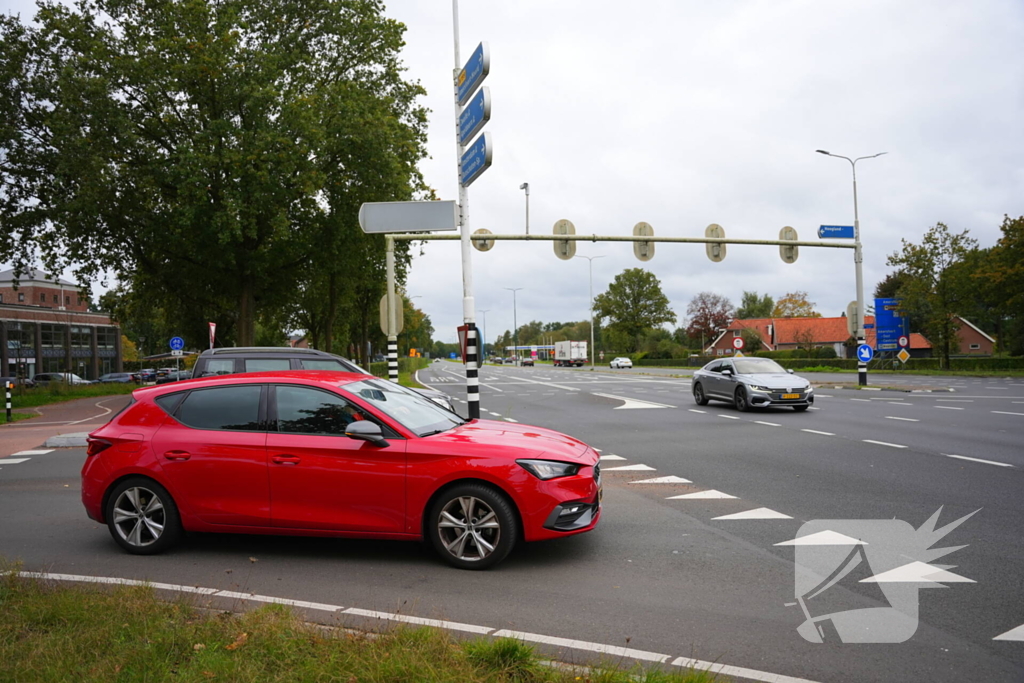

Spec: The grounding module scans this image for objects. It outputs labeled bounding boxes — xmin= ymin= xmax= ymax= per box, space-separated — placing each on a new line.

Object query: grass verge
xmin=3 ymin=383 xmax=135 ymax=411
xmin=0 ymin=573 xmax=720 ymax=683
xmin=1 ymin=411 xmax=37 ymax=424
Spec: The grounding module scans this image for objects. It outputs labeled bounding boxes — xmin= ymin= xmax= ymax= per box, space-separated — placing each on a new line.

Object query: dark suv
xmin=191 ymin=347 xmax=455 ymax=412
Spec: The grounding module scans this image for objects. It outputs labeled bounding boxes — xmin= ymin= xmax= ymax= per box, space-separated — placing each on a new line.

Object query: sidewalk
xmin=0 ymin=394 xmax=132 ymax=457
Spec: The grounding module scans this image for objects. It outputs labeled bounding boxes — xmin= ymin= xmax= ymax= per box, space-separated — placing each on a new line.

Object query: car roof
xmin=132 ymin=370 xmax=374 ymax=399
xmin=198 ymin=346 xmax=339 ymax=357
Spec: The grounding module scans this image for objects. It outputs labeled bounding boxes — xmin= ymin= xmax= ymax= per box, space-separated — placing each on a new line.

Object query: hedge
xmin=633 ymin=356 xmax=1024 ymax=371
xmin=368 ymin=356 xmax=429 ymax=378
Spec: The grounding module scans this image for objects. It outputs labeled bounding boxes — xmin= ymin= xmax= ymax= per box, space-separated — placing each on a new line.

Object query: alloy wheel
xmin=437 ymin=495 xmax=501 ymax=562
xmin=111 ymin=486 xmax=166 ymax=548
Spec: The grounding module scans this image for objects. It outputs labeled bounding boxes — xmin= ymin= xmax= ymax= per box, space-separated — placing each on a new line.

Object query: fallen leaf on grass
xmin=225 ymin=633 xmax=248 ymax=650
xmin=193 ymin=643 xmax=206 ymax=651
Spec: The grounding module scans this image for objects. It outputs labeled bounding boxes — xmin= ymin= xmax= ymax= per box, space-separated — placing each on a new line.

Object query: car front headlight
xmin=517 ymin=459 xmax=581 ymax=480
xmin=746 ymin=384 xmax=770 ymax=392
xmin=805 ymin=385 xmax=813 ymax=393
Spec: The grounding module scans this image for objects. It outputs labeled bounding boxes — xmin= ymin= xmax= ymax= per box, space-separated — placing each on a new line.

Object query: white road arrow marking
xmin=628 ymin=476 xmax=692 ymax=484
xmin=667 ymin=490 xmax=737 ymax=500
xmin=603 ymin=464 xmax=656 ymax=471
xmin=775 ymin=530 xmax=867 ymax=546
xmin=591 ymin=392 xmax=675 ymax=409
xmin=993 ymin=624 xmax=1024 ymax=641
xmin=861 ymin=561 xmax=974 ymax=584
xmin=712 ymin=508 xmax=792 ymax=520
xmin=599 ymin=454 xmax=626 ymax=461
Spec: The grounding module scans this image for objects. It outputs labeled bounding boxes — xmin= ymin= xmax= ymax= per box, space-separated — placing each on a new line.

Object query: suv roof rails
xmin=203 ymin=347 xmax=334 ymax=356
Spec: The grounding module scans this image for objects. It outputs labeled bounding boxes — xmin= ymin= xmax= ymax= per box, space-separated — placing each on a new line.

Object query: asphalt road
xmin=1 ymin=364 xmax=1021 ymax=683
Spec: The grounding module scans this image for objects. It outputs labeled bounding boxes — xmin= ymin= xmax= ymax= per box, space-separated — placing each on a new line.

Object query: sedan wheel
xmin=428 ymin=484 xmax=517 ymax=569
xmin=693 ymin=382 xmax=709 ymax=406
xmin=105 ymin=477 xmax=182 ymax=555
xmin=734 ymin=386 xmax=750 ymax=412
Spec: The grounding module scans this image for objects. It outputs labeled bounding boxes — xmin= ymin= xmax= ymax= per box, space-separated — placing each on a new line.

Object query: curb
xmin=44 ymin=432 xmax=90 ymax=448
xmin=818 ymin=385 xmax=956 ymax=394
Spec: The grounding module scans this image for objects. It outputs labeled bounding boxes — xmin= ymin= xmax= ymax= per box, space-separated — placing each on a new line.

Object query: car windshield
xmin=342 ymin=378 xmax=466 ymax=437
xmin=733 ymin=358 xmax=787 ymax=374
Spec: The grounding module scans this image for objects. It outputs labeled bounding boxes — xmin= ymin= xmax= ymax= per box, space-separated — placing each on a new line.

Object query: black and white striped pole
xmin=5 ymin=380 xmax=11 ymax=423
xmin=384 ymin=236 xmax=401 ymax=384
xmin=465 ymin=324 xmax=479 ymax=418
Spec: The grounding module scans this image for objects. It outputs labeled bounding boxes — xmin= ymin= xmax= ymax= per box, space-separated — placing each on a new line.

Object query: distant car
xmin=190 ymin=347 xmax=456 ymax=413
xmin=433 ymin=358 xmax=440 ymax=363
xmin=33 ymin=372 xmax=93 ymax=385
xmin=522 ymin=358 xmax=535 ymax=366
xmin=82 ymin=371 xmax=601 ymax=568
xmin=491 ymin=357 xmax=502 ymax=364
xmin=0 ymin=376 xmax=35 ymax=389
xmin=156 ymin=367 xmax=176 ymax=378
xmin=155 ymin=370 xmax=191 ymax=385
xmin=133 ymin=368 xmax=157 ymax=383
xmin=505 ymin=357 xmax=517 ymax=365
xmin=98 ymin=373 xmax=134 ymax=384
xmin=692 ymin=357 xmax=813 ymax=412
xmin=609 ymin=357 xmax=632 ymax=369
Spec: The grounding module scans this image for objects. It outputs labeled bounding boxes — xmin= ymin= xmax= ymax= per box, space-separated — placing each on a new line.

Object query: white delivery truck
xmin=553 ymin=340 xmax=588 ymax=367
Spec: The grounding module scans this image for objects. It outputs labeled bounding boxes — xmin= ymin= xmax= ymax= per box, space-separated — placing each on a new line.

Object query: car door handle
xmin=163 ymin=450 xmax=191 ymax=461
xmin=271 ymin=455 xmax=301 ymax=465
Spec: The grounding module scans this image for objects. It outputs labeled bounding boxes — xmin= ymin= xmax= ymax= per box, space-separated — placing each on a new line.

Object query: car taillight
xmin=86 ymin=437 xmax=112 ymax=457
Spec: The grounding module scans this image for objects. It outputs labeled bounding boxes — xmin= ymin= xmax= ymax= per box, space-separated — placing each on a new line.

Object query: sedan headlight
xmin=805 ymin=385 xmax=813 ymax=393
xmin=746 ymin=384 xmax=770 ymax=392
xmin=517 ymin=459 xmax=581 ymax=480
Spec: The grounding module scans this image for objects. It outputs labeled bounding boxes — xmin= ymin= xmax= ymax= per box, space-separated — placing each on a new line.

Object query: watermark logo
xmin=777 ymin=508 xmax=978 ymax=643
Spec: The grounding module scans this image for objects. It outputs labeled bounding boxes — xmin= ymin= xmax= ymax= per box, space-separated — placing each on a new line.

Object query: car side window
xmin=721 ymin=361 xmax=734 ymax=373
xmin=203 ymin=359 xmax=235 ymax=376
xmin=299 ymin=359 xmax=349 ymax=371
xmin=245 ymin=359 xmax=291 ymax=372
xmin=274 ymin=385 xmax=368 ymax=436
xmin=704 ymin=362 xmax=720 ymax=374
xmin=175 ymin=386 xmax=263 ymax=431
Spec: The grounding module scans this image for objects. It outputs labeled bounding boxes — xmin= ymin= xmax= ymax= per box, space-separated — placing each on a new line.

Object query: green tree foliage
xmin=400 ymin=297 xmax=433 ymax=356
xmin=976 ymin=215 xmax=1024 ymax=354
xmin=0 ymin=0 xmax=427 ymax=348
xmin=772 ymin=291 xmax=821 ymax=318
xmin=593 ymin=269 xmax=675 ymax=352
xmin=740 ymin=328 xmax=763 ymax=352
xmin=887 ymin=223 xmax=979 ymax=367
xmin=685 ymin=291 xmax=733 ymax=348
xmin=736 ymin=291 xmax=774 ymax=319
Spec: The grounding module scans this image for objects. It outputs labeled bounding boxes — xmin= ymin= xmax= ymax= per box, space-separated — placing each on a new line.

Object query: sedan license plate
xmin=782 ymin=393 xmax=800 ymax=399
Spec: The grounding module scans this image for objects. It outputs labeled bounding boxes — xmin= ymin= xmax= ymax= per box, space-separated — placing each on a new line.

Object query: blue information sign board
xmin=449 ymin=352 xmax=457 ymax=359
xmin=456 ymin=42 xmax=490 ymax=106
xmin=460 ymin=132 xmax=493 ymax=187
xmin=874 ymin=297 xmax=908 ymax=350
xmin=818 ymin=225 xmax=855 ymax=239
xmin=169 ymin=336 xmax=185 ymax=351
xmin=458 ymin=87 xmax=491 ymax=145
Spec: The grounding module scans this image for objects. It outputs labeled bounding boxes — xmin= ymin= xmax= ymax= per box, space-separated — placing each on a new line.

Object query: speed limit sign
xmin=732 ymin=337 xmax=745 ymax=350
xmin=898 ymin=335 xmax=909 ymax=348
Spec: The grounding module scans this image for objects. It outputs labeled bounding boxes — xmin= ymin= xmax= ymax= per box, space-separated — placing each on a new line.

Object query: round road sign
xmin=732 ymin=336 xmax=745 ymax=350
xmin=898 ymin=335 xmax=909 ymax=348
xmin=169 ymin=336 xmax=185 ymax=351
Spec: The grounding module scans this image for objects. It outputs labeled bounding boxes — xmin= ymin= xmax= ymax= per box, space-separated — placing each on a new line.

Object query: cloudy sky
xmin=4 ymin=0 xmax=1023 ymax=345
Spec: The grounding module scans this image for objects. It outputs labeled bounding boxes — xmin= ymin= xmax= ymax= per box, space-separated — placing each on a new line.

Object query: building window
xmin=53 ymin=294 xmax=58 ymax=304
xmin=77 ymin=297 xmax=84 ymax=306
xmin=732 ymin=331 xmax=740 ymax=337
xmin=6 ymin=322 xmax=35 ymax=355
xmin=0 ymin=293 xmax=3 ymax=302
xmin=970 ymin=343 xmax=980 ymax=350
xmin=65 ymin=295 xmax=70 ymax=305
xmin=40 ymin=324 xmax=66 ymax=350
xmin=71 ymin=326 xmax=91 ymax=349
xmin=97 ymin=327 xmax=118 ymax=350
xmin=18 ymin=292 xmax=25 ymax=302
xmin=40 ymin=293 xmax=46 ymax=303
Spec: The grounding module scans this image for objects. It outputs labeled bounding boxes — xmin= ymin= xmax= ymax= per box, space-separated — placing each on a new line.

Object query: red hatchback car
xmin=82 ymin=371 xmax=601 ymax=569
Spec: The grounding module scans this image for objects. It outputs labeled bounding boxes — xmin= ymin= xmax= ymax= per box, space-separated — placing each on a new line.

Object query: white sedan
xmin=609 ymin=357 xmax=633 ymax=369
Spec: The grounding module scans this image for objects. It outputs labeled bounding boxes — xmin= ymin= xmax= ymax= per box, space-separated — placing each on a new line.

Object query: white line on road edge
xmin=15 ymin=571 xmax=819 ymax=683
xmin=801 ymin=429 xmax=835 ymax=436
xmin=992 ymin=411 xmax=1024 ymax=416
xmin=850 ymin=398 xmax=870 ymax=402
xmin=863 ymin=440 xmax=908 ymax=449
xmin=935 ymin=406 xmax=964 ymax=410
xmin=945 ymin=454 xmax=1014 ymax=468
xmin=688 ymin=409 xmax=706 ymax=414
xmin=885 ymin=416 xmax=920 ymax=422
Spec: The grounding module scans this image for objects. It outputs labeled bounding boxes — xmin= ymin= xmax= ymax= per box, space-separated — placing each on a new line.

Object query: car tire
xmin=427 ymin=483 xmax=518 ymax=570
xmin=734 ymin=386 xmax=750 ymax=412
xmin=793 ymin=405 xmax=809 ymax=412
xmin=105 ymin=477 xmax=183 ymax=555
xmin=693 ymin=382 xmax=709 ymax=406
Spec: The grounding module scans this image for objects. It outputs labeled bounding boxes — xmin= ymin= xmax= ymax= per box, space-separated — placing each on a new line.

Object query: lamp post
xmin=519 ymin=183 xmax=529 ymax=235
xmin=574 ymin=254 xmax=605 ymax=369
xmin=816 ymin=149 xmax=887 ymax=386
xmin=479 ymin=309 xmax=489 ymax=360
xmin=504 ymin=288 xmax=522 ymax=364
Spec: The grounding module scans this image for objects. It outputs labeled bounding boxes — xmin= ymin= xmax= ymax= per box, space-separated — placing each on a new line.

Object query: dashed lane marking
xmin=935 ymin=406 xmax=963 ymax=410
xmin=863 ymin=440 xmax=908 ymax=449
xmin=11 ymin=449 xmax=54 ymax=456
xmin=667 ymin=490 xmax=737 ymax=500
xmin=945 ymin=454 xmax=1014 ymax=468
xmin=850 ymin=398 xmax=870 ymax=402
xmin=717 ymin=415 xmax=741 ymax=420
xmin=713 ymin=507 xmax=792 ymax=520
xmin=689 ymin=409 xmax=706 ymax=414
xmin=503 ymin=418 xmax=518 ymax=423
xmin=0 ymin=458 xmax=32 ymax=465
xmin=885 ymin=416 xmax=920 ymax=422
xmin=802 ymin=429 xmax=835 ymax=436
xmin=629 ymin=476 xmax=692 ymax=484
xmin=938 ymin=399 xmax=973 ymax=402
xmin=992 ymin=411 xmax=1024 ymax=417
xmin=754 ymin=421 xmax=780 ymax=427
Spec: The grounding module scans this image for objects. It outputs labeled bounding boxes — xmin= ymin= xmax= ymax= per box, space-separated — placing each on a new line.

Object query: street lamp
xmin=479 ymin=309 xmax=489 ymax=359
xmin=519 ymin=183 xmax=529 ymax=235
xmin=574 ymin=254 xmax=605 ymax=369
xmin=504 ymin=288 xmax=523 ymax=364
xmin=816 ymin=149 xmax=887 ymax=386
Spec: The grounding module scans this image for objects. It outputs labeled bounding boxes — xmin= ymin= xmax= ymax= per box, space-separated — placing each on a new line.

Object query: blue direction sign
xmin=818 ymin=225 xmax=855 ymax=239
xmin=460 ymin=132 xmax=493 ymax=187
xmin=458 ymin=87 xmax=491 ymax=145
xmin=857 ymin=344 xmax=874 ymax=362
xmin=874 ymin=297 xmax=908 ymax=351
xmin=456 ymin=42 xmax=490 ymax=106
xmin=169 ymin=336 xmax=185 ymax=351
xmin=449 ymin=352 xmax=457 ymax=359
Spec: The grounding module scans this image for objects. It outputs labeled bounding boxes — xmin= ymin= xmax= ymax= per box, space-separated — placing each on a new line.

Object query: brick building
xmin=0 ymin=269 xmax=122 ymax=380
xmin=706 ymin=316 xmax=932 ymax=358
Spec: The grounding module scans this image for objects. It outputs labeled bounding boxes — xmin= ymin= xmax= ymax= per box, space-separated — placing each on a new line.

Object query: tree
xmin=887 ymin=223 xmax=979 ymax=368
xmin=592 ymin=269 xmax=675 ymax=352
xmin=772 ymin=291 xmax=821 ymax=318
xmin=685 ymin=292 xmax=734 ymax=348
xmin=0 ymin=0 xmax=428 ymax=347
xmin=975 ymin=215 xmax=1024 ymax=354
xmin=740 ymin=328 xmax=763 ymax=352
xmin=736 ymin=291 xmax=774 ymax=319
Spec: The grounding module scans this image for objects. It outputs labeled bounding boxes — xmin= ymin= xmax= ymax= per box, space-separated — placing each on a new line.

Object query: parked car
xmin=0 ymin=375 xmax=35 ymax=389
xmin=691 ymin=357 xmax=813 ymax=412
xmin=190 ymin=347 xmax=456 ymax=412
xmin=609 ymin=357 xmax=633 ymax=369
xmin=156 ymin=367 xmax=176 ymax=379
xmin=82 ymin=371 xmax=601 ymax=569
xmin=522 ymin=358 xmax=535 ymax=366
xmin=491 ymin=357 xmax=503 ymax=364
xmin=155 ymin=370 xmax=191 ymax=385
xmin=33 ymin=372 xmax=93 ymax=385
xmin=98 ymin=372 xmax=134 ymax=384
xmin=133 ymin=368 xmax=157 ymax=383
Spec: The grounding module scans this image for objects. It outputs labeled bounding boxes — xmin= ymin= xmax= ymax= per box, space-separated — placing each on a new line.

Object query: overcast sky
xmin=4 ymin=0 xmax=1023 ymax=344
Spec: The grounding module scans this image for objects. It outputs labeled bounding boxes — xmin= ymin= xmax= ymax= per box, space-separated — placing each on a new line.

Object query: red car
xmin=82 ymin=371 xmax=601 ymax=569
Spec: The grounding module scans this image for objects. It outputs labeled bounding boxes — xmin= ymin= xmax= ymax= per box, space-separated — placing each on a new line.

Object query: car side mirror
xmin=787 ymin=369 xmax=795 ymax=374
xmin=721 ymin=369 xmax=733 ymax=376
xmin=345 ymin=420 xmax=389 ymax=447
